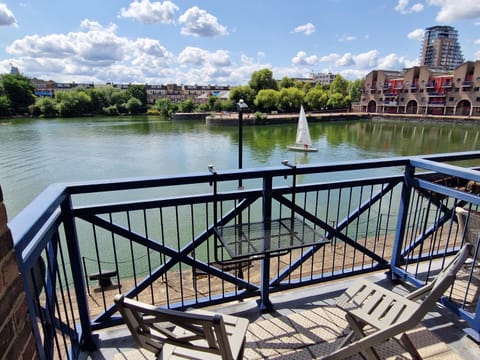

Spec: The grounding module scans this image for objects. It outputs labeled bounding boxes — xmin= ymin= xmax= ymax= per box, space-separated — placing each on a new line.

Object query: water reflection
xmin=0 ymin=116 xmax=479 ymax=217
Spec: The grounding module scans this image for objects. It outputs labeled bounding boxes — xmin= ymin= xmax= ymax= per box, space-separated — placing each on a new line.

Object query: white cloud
xmin=179 ymin=6 xmax=228 ymax=37
xmin=0 ymin=3 xmax=17 ymax=26
xmin=118 ymin=0 xmax=178 ymax=24
xmin=339 ymin=34 xmax=357 ymax=42
xmin=319 ymin=53 xmax=341 ymax=62
xmin=476 ymin=50 xmax=480 ymax=59
xmin=395 ymin=0 xmax=425 ymax=14
xmin=336 ymin=53 xmax=355 ymax=67
xmin=475 ymin=39 xmax=480 ymax=45
xmin=178 ymin=47 xmax=231 ymax=67
xmin=408 ymin=28 xmax=425 ymax=40
xmin=291 ymin=51 xmax=319 ymax=66
xmin=5 ymin=20 xmax=176 ymax=83
xmin=292 ymin=22 xmax=315 ymax=36
xmin=378 ymin=53 xmax=417 ymax=69
xmin=427 ymin=0 xmax=480 ymax=23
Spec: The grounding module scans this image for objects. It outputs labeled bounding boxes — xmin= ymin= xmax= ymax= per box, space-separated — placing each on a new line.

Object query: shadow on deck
xmin=80 ymin=272 xmax=479 ymax=360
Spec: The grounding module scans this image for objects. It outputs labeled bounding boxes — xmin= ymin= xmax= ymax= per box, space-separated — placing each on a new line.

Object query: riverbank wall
xmin=174 ymin=111 xmax=480 ymax=126
xmin=206 ymin=112 xmax=369 ymax=126
xmin=208 ymin=112 xmax=480 ymax=126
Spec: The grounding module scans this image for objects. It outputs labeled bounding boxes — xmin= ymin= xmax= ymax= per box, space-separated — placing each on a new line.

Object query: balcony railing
xmin=9 ymin=151 xmax=480 ymax=359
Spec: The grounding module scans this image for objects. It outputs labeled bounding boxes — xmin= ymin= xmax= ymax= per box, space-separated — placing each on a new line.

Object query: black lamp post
xmin=236 ymin=99 xmax=248 ymax=189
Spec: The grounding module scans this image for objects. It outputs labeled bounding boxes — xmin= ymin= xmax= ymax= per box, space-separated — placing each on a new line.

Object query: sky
xmin=0 ymin=0 xmax=479 ymax=86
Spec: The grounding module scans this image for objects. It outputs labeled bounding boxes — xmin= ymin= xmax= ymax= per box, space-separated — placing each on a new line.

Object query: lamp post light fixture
xmin=236 ymin=99 xmax=248 ymax=189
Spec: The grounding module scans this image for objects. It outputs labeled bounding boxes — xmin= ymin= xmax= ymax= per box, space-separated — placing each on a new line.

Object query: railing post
xmin=390 ymin=163 xmax=415 ymax=278
xmin=259 ymin=174 xmax=273 ymax=310
xmin=60 ymin=196 xmax=97 ymax=351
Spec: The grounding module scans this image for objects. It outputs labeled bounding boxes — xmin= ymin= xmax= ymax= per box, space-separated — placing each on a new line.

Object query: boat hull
xmin=287 ymin=145 xmax=318 ymax=152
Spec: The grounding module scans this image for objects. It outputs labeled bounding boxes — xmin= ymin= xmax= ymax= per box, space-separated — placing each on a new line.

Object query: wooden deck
xmin=80 ymin=272 xmax=480 ymax=359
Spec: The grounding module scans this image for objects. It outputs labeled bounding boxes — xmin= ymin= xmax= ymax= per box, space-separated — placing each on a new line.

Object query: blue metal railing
xmin=9 ymin=151 xmax=480 ymax=359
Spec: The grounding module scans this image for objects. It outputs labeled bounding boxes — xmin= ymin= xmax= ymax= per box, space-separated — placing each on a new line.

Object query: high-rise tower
xmin=420 ymin=26 xmax=464 ymax=71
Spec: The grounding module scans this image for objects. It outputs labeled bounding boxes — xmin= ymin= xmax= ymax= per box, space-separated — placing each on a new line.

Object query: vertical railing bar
xmin=52 ymin=234 xmax=76 ymax=358
xmin=403 ymin=185 xmax=421 ymax=274
xmin=45 ymin=246 xmax=71 ymax=359
xmin=327 ymin=189 xmax=336 ymax=273
xmin=43 ymin=247 xmax=65 ymax=359
xmin=108 ymin=213 xmax=121 ymax=301
xmin=174 ymin=205 xmax=185 ymax=306
xmin=60 ymin=196 xmax=95 ymax=351
xmin=143 ymin=208 xmax=154 ymax=305
xmin=312 ymin=190 xmax=320 ymax=280
xmin=352 ymin=185 xmax=364 ymax=270
xmin=55 ymin=232 xmax=76 ymax=333
xmin=91 ymin=224 xmax=107 ymax=310
xmin=206 ymin=201 xmax=212 ymax=301
xmin=126 ymin=211 xmax=138 ymax=297
xmin=341 ymin=187 xmax=353 ymax=273
xmin=190 ymin=204 xmax=199 ymax=303
xmin=159 ymin=207 xmax=170 ymax=307
xmin=363 ymin=184 xmax=375 ymax=268
xmin=391 ymin=164 xmax=414 ymax=279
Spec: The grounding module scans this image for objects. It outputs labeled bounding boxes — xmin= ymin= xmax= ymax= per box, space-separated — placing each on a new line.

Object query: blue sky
xmin=0 ymin=0 xmax=479 ymax=85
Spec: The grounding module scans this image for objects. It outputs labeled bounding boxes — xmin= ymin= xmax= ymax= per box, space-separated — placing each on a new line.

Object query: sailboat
xmin=287 ymin=105 xmax=318 ymax=152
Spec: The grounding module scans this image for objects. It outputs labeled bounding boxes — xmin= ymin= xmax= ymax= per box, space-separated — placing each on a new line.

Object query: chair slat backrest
xmin=114 ymin=294 xmax=236 ymax=359
xmin=407 ymin=243 xmax=471 ymax=323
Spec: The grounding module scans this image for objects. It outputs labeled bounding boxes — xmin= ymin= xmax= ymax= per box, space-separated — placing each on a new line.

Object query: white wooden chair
xmin=320 ymin=243 xmax=472 ymax=360
xmin=114 ymin=294 xmax=249 ymax=360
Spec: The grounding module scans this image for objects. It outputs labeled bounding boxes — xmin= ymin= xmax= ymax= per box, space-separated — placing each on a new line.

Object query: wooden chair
xmin=114 ymin=294 xmax=249 ymax=360
xmin=320 ymin=243 xmax=472 ymax=360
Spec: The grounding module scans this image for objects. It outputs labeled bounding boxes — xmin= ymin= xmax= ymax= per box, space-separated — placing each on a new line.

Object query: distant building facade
xmin=359 ymin=61 xmax=480 ymax=117
xmin=31 ymin=80 xmax=230 ymax=105
xmin=421 ymin=26 xmax=464 ymax=71
xmin=311 ymin=72 xmax=337 ymax=85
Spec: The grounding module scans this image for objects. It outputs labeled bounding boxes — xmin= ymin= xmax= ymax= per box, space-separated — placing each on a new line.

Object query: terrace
xmin=9 ymin=151 xmax=480 ymax=359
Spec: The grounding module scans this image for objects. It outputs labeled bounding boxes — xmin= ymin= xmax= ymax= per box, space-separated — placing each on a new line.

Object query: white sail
xmin=288 ymin=105 xmax=317 ymax=152
xmin=295 ymin=106 xmax=312 ymax=146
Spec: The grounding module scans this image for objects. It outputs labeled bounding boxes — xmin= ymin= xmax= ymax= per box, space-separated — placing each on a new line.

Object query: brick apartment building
xmin=359 ymin=60 xmax=480 ymax=117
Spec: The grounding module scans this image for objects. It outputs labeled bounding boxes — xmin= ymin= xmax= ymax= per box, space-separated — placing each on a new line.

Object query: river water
xmin=1 ymin=115 xmax=479 ymax=218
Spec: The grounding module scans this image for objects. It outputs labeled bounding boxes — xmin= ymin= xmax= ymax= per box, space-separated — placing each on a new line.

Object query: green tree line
xmin=0 ymin=69 xmax=363 ymax=118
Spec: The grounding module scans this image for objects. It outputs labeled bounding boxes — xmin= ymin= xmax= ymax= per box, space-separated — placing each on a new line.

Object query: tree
xmin=228 ymin=86 xmax=256 ymax=108
xmin=1 ymin=74 xmax=35 ymax=114
xmin=305 ymin=88 xmax=328 ymax=111
xmin=126 ymin=84 xmax=148 ymax=110
xmin=178 ymin=99 xmax=195 ymax=112
xmin=248 ymin=68 xmax=278 ymax=93
xmin=35 ymin=97 xmax=57 ymax=117
xmin=327 ymin=92 xmax=349 ymax=109
xmin=254 ymin=89 xmax=279 ymax=112
xmin=125 ymin=97 xmax=143 ymax=114
xmin=348 ymin=78 xmax=364 ymax=102
xmin=56 ymin=90 xmax=92 ymax=117
xmin=329 ymin=75 xmax=349 ymax=96
xmin=154 ymin=98 xmax=173 ymax=117
xmin=0 ymin=95 xmax=10 ymax=116
xmin=276 ymin=87 xmax=304 ymax=112
xmin=278 ymin=76 xmax=295 ymax=89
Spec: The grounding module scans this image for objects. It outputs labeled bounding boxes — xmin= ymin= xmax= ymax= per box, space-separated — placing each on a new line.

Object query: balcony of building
xmin=9 ymin=152 xmax=480 ymax=359
xmin=428 ymin=91 xmax=447 ymax=97
xmin=462 ymin=81 xmax=473 ymax=88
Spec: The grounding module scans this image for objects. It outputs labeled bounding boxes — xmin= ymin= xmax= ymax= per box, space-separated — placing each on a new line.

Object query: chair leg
xmin=345 ymin=314 xmax=380 ymax=360
xmin=399 ymin=333 xmax=422 ymax=360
